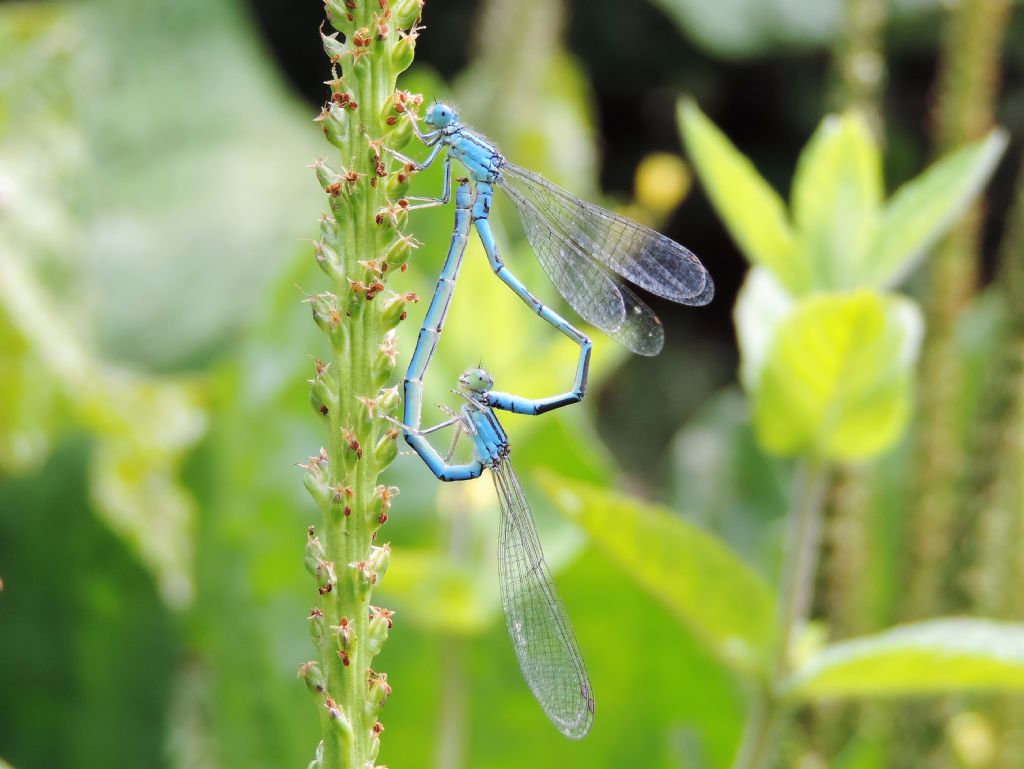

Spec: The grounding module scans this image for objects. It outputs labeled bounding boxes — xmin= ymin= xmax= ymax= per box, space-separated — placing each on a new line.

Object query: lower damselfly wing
xmin=493 ymin=461 xmax=595 ymax=739
xmin=497 ymin=163 xmax=714 ymax=356
xmin=500 ymin=181 xmax=663 ymax=355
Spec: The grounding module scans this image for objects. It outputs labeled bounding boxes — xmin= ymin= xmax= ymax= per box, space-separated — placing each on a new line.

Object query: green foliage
xmin=0 ymin=8 xmax=206 ymax=608
xmin=680 ymin=102 xmax=1003 ymax=461
xmin=790 ymin=113 xmax=881 ymax=291
xmin=539 ymin=473 xmax=775 ymax=673
xmin=753 ymin=291 xmax=921 ymax=460
xmin=784 ymin=620 xmax=1024 ymax=700
xmin=678 ymin=100 xmax=797 ymax=290
xmin=678 ymin=95 xmax=1015 ymax=769
xmin=865 ymin=130 xmax=1008 ymax=288
xmin=0 ymin=445 xmax=178 ymax=769
xmin=75 ymin=0 xmax=323 ymax=367
xmin=3 ymin=3 xmax=1023 ymax=769
xmin=680 ymin=6 xmax=1019 ymax=758
xmin=679 ymin=102 xmax=1006 ymax=296
xmin=381 ymin=549 xmax=746 ymax=769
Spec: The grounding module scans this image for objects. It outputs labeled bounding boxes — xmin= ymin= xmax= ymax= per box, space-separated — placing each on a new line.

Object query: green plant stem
xmin=299 ymin=3 xmax=424 ymax=768
xmin=965 ymin=167 xmax=1024 ymax=617
xmin=962 ymin=158 xmax=1024 ymax=769
xmin=893 ymin=5 xmax=1009 ymax=763
xmin=775 ymin=462 xmax=828 ymax=674
xmin=734 ymin=460 xmax=828 ymax=769
xmin=833 ymin=0 xmax=888 ymax=139
xmin=907 ymin=0 xmax=1010 ymax=619
xmin=823 ymin=465 xmax=876 ymax=637
xmin=732 ymin=688 xmax=781 ymax=769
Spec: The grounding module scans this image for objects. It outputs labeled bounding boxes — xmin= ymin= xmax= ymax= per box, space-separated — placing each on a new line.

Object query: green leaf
xmin=678 ymin=99 xmax=801 ymax=291
xmin=791 ymin=111 xmax=882 ymax=289
xmin=537 ymin=472 xmax=775 ymax=672
xmin=75 ymin=0 xmax=323 ymax=367
xmin=864 ymin=128 xmax=1008 ymax=288
xmin=784 ymin=619 xmax=1024 ymax=700
xmin=753 ymin=291 xmax=922 ymax=460
xmin=734 ymin=267 xmax=795 ymax=390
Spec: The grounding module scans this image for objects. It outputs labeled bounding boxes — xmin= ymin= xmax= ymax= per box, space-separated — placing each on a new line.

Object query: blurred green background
xmin=2 ymin=0 xmax=1024 ymax=767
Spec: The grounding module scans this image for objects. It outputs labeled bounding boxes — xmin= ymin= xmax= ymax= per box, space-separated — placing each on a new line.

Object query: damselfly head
xmin=458 ymin=367 xmax=493 ymax=394
xmin=424 ymin=101 xmax=459 ymax=129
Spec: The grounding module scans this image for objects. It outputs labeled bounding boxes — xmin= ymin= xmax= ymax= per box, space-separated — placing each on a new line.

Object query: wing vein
xmin=500 ymin=162 xmax=713 ymax=305
xmin=500 ymin=180 xmax=667 ymax=354
xmin=494 ymin=461 xmax=594 ymax=739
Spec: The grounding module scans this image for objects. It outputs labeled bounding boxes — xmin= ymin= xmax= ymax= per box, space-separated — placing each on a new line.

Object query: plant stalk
xmin=298 ymin=2 xmax=425 ymax=767
xmin=962 ymin=152 xmax=1024 ymax=769
xmin=774 ymin=461 xmax=828 ymax=676
xmin=833 ymin=0 xmax=888 ymax=140
xmin=906 ymin=0 xmax=1010 ymax=620
xmin=732 ymin=687 xmax=781 ymax=769
xmin=734 ymin=460 xmax=828 ymax=769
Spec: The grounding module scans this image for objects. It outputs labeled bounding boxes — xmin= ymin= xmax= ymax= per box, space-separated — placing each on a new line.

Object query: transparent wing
xmin=500 ymin=180 xmax=626 ymax=335
xmin=502 ymin=181 xmax=664 ymax=355
xmin=500 ymin=162 xmax=713 ymax=306
xmin=493 ymin=461 xmax=595 ymax=739
xmin=614 ymin=278 xmax=666 ymax=357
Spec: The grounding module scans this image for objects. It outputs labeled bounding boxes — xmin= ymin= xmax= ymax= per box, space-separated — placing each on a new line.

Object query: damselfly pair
xmin=385 ymin=103 xmax=712 ymax=739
